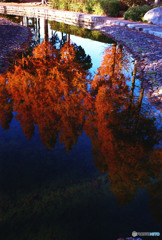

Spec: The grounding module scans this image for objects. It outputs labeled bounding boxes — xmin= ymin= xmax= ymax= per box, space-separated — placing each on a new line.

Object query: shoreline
xmin=94 ymin=23 xmax=162 ymax=101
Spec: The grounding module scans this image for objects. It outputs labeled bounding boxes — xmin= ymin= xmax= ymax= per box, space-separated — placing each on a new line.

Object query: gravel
xmin=0 ymin=16 xmax=31 ymax=73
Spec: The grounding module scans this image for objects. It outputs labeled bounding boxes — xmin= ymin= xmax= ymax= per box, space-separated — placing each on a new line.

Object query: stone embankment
xmin=0 ymin=16 xmax=31 ymax=73
xmin=0 ymin=3 xmax=103 ymax=28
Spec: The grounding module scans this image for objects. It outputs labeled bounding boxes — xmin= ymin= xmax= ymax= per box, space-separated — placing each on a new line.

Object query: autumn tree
xmin=0 ymin=74 xmax=13 ymax=130
xmin=85 ymin=45 xmax=160 ymax=205
xmin=2 ymin=41 xmax=90 ymax=150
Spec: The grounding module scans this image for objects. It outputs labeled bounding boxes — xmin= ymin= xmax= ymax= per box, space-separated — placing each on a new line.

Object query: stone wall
xmin=0 ymin=4 xmax=105 ymax=28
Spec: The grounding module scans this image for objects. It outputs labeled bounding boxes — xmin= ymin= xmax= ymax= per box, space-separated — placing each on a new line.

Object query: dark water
xmin=0 ymin=16 xmax=161 ymax=240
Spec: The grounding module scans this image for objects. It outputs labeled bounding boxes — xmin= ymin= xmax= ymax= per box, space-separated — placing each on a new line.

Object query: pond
xmin=0 ymin=15 xmax=162 ymax=240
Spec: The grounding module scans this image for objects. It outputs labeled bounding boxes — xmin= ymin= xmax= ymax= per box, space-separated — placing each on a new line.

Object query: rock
xmin=143 ymin=7 xmax=162 ymax=25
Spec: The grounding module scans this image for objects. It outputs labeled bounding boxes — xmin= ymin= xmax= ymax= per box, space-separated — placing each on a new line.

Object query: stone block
xmin=120 ymin=22 xmax=127 ymax=26
xmin=144 ymin=7 xmax=162 ymax=25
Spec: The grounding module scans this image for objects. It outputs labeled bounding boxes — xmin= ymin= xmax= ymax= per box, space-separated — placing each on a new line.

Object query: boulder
xmin=143 ymin=7 xmax=162 ymax=25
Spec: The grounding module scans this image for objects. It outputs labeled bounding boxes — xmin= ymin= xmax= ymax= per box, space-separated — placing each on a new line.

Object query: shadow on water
xmin=0 ymin=16 xmax=162 ymax=240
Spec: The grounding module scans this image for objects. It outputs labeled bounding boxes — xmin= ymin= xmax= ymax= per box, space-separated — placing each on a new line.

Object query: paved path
xmin=94 ymin=16 xmax=162 ymax=38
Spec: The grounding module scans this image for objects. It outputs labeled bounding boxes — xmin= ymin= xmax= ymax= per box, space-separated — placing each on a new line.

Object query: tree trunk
xmin=126 ymin=60 xmax=137 ymax=128
xmin=42 ymin=0 xmax=47 ymax=5
xmin=44 ymin=19 xmax=48 ymax=42
xmin=154 ymin=0 xmax=160 ymax=5
xmin=112 ymin=43 xmax=117 ymax=76
xmin=67 ymin=34 xmax=70 ymax=43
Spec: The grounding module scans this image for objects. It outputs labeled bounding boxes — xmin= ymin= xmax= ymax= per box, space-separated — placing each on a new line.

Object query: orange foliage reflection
xmin=0 ymin=42 xmax=161 ymax=211
xmin=0 ymin=41 xmax=89 ymax=150
xmin=0 ymin=74 xmax=13 ymax=130
xmin=85 ymin=45 xmax=160 ymax=206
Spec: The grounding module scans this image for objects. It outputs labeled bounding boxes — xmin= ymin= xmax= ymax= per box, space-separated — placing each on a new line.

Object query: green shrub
xmin=84 ymin=0 xmax=96 ymax=13
xmin=93 ymin=2 xmax=105 ymax=15
xmin=120 ymin=0 xmax=149 ymax=8
xmin=49 ymin=0 xmax=120 ymax=16
xmin=101 ymin=0 xmax=120 ymax=16
xmin=124 ymin=5 xmax=154 ymax=21
xmin=119 ymin=1 xmax=129 ymax=11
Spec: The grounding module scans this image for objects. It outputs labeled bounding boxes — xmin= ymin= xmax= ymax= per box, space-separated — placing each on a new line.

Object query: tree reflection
xmin=85 ymin=46 xmax=161 ymax=206
xmin=0 ymin=74 xmax=13 ymax=130
xmin=0 ymin=41 xmax=90 ymax=150
xmin=0 ymin=41 xmax=161 ymax=228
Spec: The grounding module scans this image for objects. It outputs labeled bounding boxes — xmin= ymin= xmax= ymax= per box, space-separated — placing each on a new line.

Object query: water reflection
xmin=85 ymin=45 xmax=161 ymax=206
xmin=0 ymin=40 xmax=161 ymax=196
xmin=0 ymin=40 xmax=91 ymax=150
xmin=0 ymin=17 xmax=162 ymax=240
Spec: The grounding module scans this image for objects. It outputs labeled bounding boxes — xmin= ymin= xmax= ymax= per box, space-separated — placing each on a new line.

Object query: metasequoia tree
xmin=0 ymin=74 xmax=13 ymax=130
xmin=0 ymin=40 xmax=161 ymax=209
xmin=154 ymin=0 xmax=160 ymax=5
xmin=85 ymin=46 xmax=160 ymax=205
xmin=1 ymin=41 xmax=89 ymax=150
xmin=42 ymin=0 xmax=47 ymax=5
